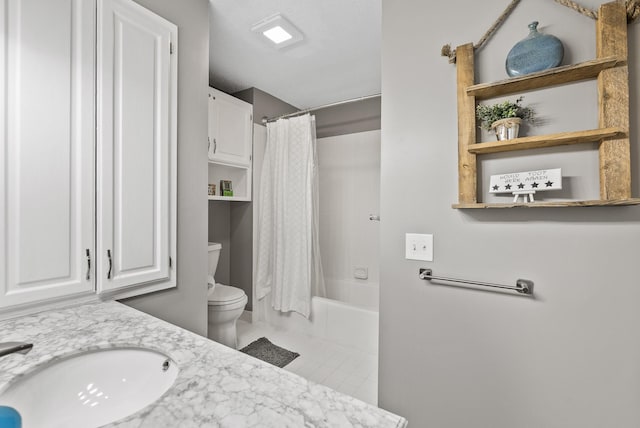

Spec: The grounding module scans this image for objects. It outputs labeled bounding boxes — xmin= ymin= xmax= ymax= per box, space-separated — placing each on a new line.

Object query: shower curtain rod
xmin=262 ymin=93 xmax=381 ymax=124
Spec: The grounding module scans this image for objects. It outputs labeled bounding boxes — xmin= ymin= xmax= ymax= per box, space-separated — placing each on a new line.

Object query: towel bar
xmin=419 ymin=268 xmax=534 ymax=295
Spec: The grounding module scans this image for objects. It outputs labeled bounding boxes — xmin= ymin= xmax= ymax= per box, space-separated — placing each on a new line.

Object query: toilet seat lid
xmin=207 ymin=284 xmax=246 ymax=305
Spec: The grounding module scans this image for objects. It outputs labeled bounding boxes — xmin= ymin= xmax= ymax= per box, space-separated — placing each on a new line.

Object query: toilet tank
xmin=208 ymin=242 xmax=222 ymax=279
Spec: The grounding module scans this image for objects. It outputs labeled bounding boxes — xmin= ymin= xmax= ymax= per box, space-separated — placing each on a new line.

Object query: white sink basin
xmin=0 ymin=347 xmax=178 ymax=428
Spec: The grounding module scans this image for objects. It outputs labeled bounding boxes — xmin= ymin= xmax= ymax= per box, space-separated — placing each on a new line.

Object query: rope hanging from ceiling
xmin=441 ymin=0 xmax=640 ymax=64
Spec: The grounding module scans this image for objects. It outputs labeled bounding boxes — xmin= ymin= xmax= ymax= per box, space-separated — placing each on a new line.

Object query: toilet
xmin=207 ymin=242 xmax=248 ymax=349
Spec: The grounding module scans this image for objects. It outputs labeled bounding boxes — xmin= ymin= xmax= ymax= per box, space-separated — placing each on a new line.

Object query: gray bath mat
xmin=239 ymin=337 xmax=299 ymax=368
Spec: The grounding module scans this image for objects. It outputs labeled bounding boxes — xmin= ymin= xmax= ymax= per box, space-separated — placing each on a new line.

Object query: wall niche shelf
xmin=207 ymin=161 xmax=252 ymax=202
xmin=454 ymin=1 xmax=636 ymax=209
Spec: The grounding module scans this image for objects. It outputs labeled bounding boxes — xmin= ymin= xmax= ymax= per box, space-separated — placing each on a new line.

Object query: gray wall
xmin=314 ymin=96 xmax=381 ymax=138
xmin=236 ymin=86 xmax=381 ymax=137
xmin=122 ymin=0 xmax=209 ymax=336
xmin=234 ymin=87 xmax=299 ymax=124
xmin=380 ymin=1 xmax=640 ymax=427
xmin=208 ymin=201 xmax=231 ymax=285
xmin=230 ymin=203 xmax=253 ymax=309
xmin=208 ymin=198 xmax=250 ymax=307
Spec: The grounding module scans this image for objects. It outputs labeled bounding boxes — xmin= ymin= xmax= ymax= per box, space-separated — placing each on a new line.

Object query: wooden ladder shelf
xmin=454 ymin=1 xmax=640 ymax=209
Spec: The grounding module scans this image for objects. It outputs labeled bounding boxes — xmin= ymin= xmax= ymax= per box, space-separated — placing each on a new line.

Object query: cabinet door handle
xmin=213 ymin=138 xmax=217 ymax=153
xmin=85 ymin=249 xmax=91 ymax=281
xmin=107 ymin=249 xmax=112 ymax=279
xmin=208 ymin=137 xmax=210 ymax=152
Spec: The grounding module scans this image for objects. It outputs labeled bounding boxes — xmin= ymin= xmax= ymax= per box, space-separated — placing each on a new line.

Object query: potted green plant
xmin=476 ymin=96 xmax=535 ymax=141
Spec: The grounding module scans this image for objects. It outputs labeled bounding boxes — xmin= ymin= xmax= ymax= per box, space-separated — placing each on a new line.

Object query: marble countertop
xmin=0 ymin=301 xmax=407 ymax=427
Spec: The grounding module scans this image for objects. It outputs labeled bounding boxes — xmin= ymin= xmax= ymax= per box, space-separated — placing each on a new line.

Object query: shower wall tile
xmin=318 ymin=130 xmax=381 ymax=290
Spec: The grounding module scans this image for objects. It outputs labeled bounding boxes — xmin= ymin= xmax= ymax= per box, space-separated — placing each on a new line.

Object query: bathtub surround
xmin=318 ymin=129 xmax=381 ymax=305
xmin=121 ymin=0 xmax=209 ymax=336
xmin=0 ymin=302 xmax=407 ymax=427
xmin=380 ymin=0 xmax=640 ymax=426
xmin=253 ymin=93 xmax=382 ymax=323
xmin=260 ymin=296 xmax=378 ymax=354
xmin=324 ymin=278 xmax=379 ymax=311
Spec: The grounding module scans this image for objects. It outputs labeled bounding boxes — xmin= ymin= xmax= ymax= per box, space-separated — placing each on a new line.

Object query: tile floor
xmin=237 ymin=320 xmax=378 ymax=405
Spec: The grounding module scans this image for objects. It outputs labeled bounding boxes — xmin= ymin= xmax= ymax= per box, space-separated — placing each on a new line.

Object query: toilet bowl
xmin=207 ymin=242 xmax=247 ymax=349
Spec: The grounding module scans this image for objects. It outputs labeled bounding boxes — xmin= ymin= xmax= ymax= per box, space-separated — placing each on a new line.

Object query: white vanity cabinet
xmin=0 ymin=0 xmax=96 ymax=309
xmin=0 ymin=0 xmax=177 ymax=314
xmin=96 ymin=0 xmax=177 ymax=295
xmin=208 ymin=88 xmax=253 ymax=201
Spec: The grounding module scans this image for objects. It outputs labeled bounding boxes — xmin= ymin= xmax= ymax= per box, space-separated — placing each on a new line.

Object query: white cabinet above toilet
xmin=207 ymin=88 xmax=253 ymax=201
xmin=208 ymin=88 xmax=253 ymax=167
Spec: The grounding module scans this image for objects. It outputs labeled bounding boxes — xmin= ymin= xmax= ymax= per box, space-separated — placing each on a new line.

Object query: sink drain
xmin=162 ymin=359 xmax=171 ymax=372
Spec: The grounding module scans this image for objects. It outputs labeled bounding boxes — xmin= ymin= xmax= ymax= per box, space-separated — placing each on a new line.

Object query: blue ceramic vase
xmin=506 ymin=21 xmax=564 ymax=77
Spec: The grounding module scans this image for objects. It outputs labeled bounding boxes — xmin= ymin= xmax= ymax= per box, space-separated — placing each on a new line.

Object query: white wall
xmin=122 ymin=0 xmax=209 ymax=336
xmin=318 ymin=130 xmax=381 ymax=294
xmin=380 ymin=1 xmax=640 ymax=427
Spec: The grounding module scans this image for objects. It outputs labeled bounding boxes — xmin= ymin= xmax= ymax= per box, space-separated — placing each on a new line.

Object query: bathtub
xmin=325 ymin=278 xmax=379 ymax=311
xmin=259 ymin=279 xmax=379 ymax=353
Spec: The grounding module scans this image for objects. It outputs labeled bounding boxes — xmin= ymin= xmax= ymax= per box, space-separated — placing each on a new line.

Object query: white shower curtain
xmin=255 ymin=114 xmax=325 ymax=318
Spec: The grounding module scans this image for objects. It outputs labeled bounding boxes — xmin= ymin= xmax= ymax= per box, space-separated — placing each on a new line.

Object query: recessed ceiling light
xmin=263 ymin=26 xmax=292 ymax=44
xmin=252 ymin=14 xmax=304 ymax=49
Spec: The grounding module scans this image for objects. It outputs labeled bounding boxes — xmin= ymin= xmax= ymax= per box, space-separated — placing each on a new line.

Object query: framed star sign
xmin=489 ymin=168 xmax=562 ymax=203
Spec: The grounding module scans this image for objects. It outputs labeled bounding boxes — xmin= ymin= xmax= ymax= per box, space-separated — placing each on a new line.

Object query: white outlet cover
xmin=405 ymin=233 xmax=433 ymax=261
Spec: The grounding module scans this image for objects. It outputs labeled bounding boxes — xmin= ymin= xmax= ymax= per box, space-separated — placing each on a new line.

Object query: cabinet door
xmin=0 ymin=0 xmax=96 ymax=309
xmin=208 ymin=88 xmax=253 ymax=167
xmin=97 ymin=0 xmax=177 ymax=293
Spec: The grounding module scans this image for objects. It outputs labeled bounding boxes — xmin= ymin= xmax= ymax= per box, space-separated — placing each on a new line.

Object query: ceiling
xmin=208 ymin=0 xmax=381 ymax=109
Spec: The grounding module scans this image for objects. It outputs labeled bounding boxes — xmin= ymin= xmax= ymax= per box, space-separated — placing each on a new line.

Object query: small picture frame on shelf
xmin=208 ymin=184 xmax=216 ymax=196
xmin=220 ymin=180 xmax=233 ymax=197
